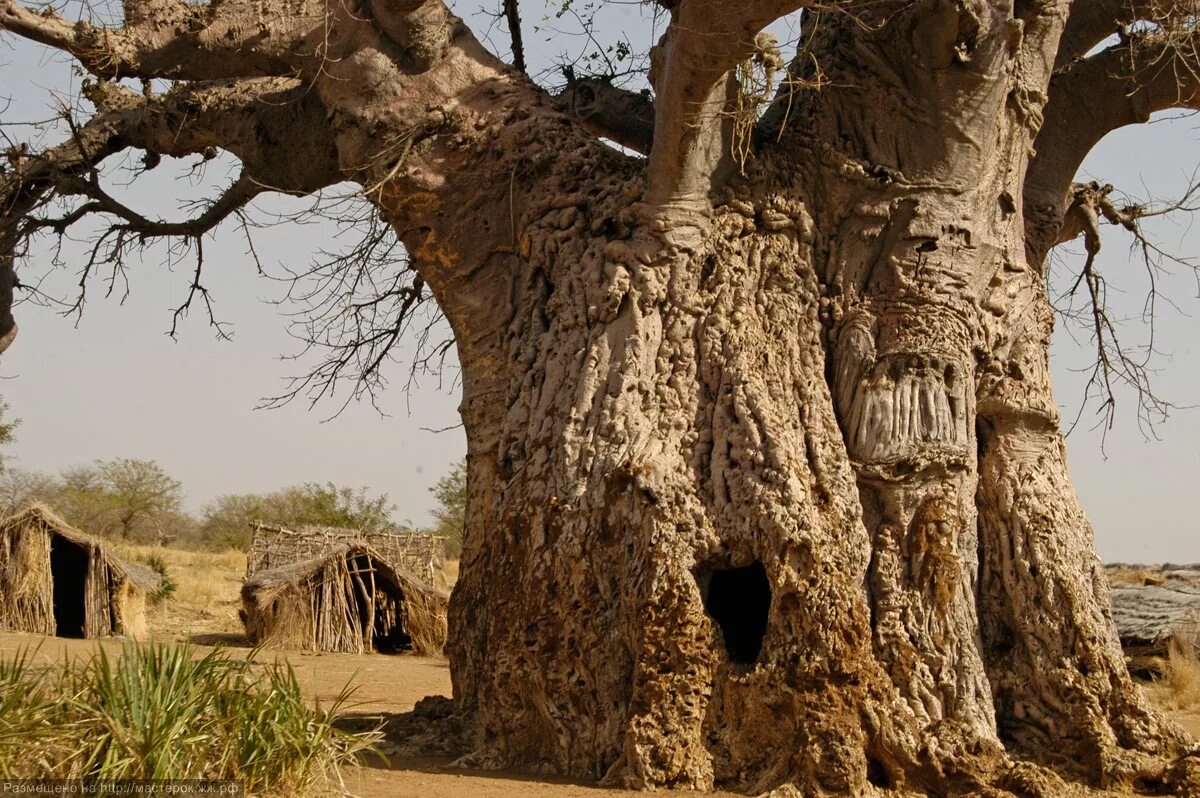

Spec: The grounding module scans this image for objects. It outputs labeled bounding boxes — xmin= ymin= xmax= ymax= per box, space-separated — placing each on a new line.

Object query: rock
xmin=1108 ymin=566 xmax=1200 ymax=655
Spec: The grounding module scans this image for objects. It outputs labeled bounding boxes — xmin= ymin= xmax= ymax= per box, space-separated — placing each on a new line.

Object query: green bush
xmin=142 ymin=554 xmax=178 ymax=606
xmin=0 ymin=643 xmax=379 ymax=794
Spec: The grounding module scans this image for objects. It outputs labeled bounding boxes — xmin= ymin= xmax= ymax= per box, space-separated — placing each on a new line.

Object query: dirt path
xmin=7 ymin=549 xmax=1188 ymax=796
xmin=0 ymin=631 xmax=738 ymax=797
xmin=1 ymin=628 xmax=1194 ymax=797
xmin=1177 ymin=713 xmax=1200 ymax=738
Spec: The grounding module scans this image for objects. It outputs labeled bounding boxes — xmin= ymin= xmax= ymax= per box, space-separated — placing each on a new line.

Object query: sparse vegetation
xmin=0 ymin=459 xmax=183 ymax=542
xmin=0 ymin=466 xmax=413 ymax=552
xmin=142 ymin=553 xmax=178 ymax=606
xmin=427 ymin=460 xmax=465 ymax=558
xmin=0 ymin=642 xmax=379 ymax=793
xmin=199 ymin=483 xmax=398 ymax=550
xmin=1146 ymin=640 xmax=1200 ymax=713
xmin=114 ymin=543 xmax=247 ymax=641
xmin=0 ymin=399 xmax=17 ymax=473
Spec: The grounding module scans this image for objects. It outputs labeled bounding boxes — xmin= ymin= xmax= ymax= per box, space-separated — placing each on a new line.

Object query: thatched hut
xmin=240 ymin=541 xmax=448 ymax=656
xmin=248 ymin=522 xmax=448 ymax=586
xmin=0 ymin=504 xmax=159 ymax=639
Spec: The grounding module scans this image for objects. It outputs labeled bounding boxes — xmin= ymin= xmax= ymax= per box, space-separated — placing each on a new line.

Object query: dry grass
xmin=1106 ymin=566 xmax=1166 ymax=587
xmin=1145 ymin=634 xmax=1200 ymax=713
xmin=113 ymin=543 xmax=247 ymax=641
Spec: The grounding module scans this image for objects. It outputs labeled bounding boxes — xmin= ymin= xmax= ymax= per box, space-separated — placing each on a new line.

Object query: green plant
xmin=0 ymin=642 xmax=379 ymax=794
xmin=0 ymin=647 xmax=77 ymax=777
xmin=141 ymin=553 xmax=178 ymax=606
xmin=429 ymin=460 xmax=466 ymax=558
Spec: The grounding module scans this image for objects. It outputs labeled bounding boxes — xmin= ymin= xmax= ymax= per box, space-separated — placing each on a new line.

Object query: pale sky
xmin=0 ymin=4 xmax=1197 ymax=559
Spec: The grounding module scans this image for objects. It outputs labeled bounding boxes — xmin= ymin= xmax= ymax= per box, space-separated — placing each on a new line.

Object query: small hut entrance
xmin=50 ymin=537 xmax=89 ymax=638
xmin=346 ymin=553 xmax=411 ymax=653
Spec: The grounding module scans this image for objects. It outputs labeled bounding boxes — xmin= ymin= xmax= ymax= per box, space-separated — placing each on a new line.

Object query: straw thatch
xmin=0 ymin=504 xmax=160 ymax=639
xmin=240 ymin=541 xmax=448 ymax=656
xmin=247 ymin=523 xmax=448 ymax=586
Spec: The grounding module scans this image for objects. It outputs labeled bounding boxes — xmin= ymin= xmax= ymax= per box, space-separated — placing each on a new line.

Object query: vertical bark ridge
xmin=443 ymin=156 xmax=999 ymax=792
xmin=779 ymin=0 xmax=1075 ymax=771
xmin=976 ymin=288 xmax=1196 ymax=789
xmin=823 ymin=211 xmax=1001 ymax=750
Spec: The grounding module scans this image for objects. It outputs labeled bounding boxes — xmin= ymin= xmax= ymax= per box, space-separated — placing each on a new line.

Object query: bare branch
xmin=257 ymin=195 xmax=450 ymax=415
xmin=1026 ymin=25 xmax=1200 ymax=260
xmin=1049 ymin=178 xmax=1199 ymax=435
xmin=1 ymin=78 xmax=340 ymax=339
xmin=503 ymin=0 xmax=526 ymax=74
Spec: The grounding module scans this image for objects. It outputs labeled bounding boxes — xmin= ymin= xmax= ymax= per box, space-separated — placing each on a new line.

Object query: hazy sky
xmin=1 ymin=3 xmax=1197 ymax=560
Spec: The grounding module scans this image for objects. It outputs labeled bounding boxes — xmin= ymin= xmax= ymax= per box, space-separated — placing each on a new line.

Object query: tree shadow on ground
xmin=189 ymin=632 xmax=251 ymax=647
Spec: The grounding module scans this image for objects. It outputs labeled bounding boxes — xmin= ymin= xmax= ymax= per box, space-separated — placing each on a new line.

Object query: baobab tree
xmin=2 ymin=0 xmax=1199 ymax=794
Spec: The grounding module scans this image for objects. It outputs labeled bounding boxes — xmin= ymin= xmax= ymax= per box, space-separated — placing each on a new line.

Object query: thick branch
xmin=369 ymin=0 xmax=456 ymax=70
xmin=554 ymin=75 xmax=654 ymax=155
xmin=0 ymin=78 xmax=340 ymax=345
xmin=1055 ymin=0 xmax=1160 ymax=68
xmin=1 ymin=0 xmax=332 ymax=80
xmin=37 ymin=173 xmax=264 ymax=239
xmin=645 ymin=0 xmax=805 ymax=208
xmin=1025 ymin=29 xmax=1200 ymax=260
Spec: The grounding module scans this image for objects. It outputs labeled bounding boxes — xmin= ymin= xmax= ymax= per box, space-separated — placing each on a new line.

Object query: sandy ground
xmin=0 ymin=631 xmax=740 ymax=797
xmin=1176 ymin=713 xmax=1200 ymax=738
xmin=1 ymin=632 xmax=1195 ymax=798
xmin=2 ymin=547 xmax=1195 ymax=797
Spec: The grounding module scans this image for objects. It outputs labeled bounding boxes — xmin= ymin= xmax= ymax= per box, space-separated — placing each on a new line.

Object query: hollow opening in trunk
xmin=700 ymin=561 xmax=771 ymax=665
xmin=50 ymin=537 xmax=89 ymax=638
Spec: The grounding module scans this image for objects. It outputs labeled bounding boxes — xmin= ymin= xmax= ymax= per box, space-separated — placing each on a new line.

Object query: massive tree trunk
xmin=440 ymin=157 xmax=1195 ymax=792
xmin=4 ymin=0 xmax=1199 ymax=794
xmin=439 ymin=6 xmax=1197 ymax=795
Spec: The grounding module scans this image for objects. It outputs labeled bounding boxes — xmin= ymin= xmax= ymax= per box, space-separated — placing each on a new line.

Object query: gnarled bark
xmin=3 ymin=0 xmax=1199 ymax=794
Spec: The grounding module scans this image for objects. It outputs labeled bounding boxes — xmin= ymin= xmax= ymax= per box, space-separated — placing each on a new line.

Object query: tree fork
xmin=3 ymin=0 xmax=1200 ymax=794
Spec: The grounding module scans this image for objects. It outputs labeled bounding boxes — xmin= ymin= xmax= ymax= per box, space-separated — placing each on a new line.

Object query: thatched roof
xmin=241 ymin=541 xmax=448 ymax=655
xmin=1 ymin=504 xmax=160 ymax=592
xmin=247 ymin=521 xmax=447 ymax=586
xmin=0 ymin=503 xmax=160 ymax=639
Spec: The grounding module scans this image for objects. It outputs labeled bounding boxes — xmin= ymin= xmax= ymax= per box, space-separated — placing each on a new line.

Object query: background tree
xmin=3 ymin=0 xmax=1200 ymax=795
xmin=0 ymin=400 xmax=18 ymax=472
xmin=428 ymin=460 xmax=466 ymax=557
xmin=199 ymin=482 xmax=397 ymax=549
xmin=0 ymin=467 xmax=54 ymax=514
xmin=0 ymin=459 xmax=182 ymax=540
xmin=52 ymin=463 xmax=125 ymax=536
xmin=97 ymin=458 xmax=184 ymax=539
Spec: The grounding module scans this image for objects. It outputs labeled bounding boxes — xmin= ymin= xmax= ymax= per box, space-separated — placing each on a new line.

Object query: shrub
xmin=0 ymin=643 xmax=379 ymax=794
xmin=142 ymin=553 xmax=178 ymax=606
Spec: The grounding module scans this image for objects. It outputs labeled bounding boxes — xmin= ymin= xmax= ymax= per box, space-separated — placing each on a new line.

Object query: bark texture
xmin=3 ymin=0 xmax=1200 ymax=794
